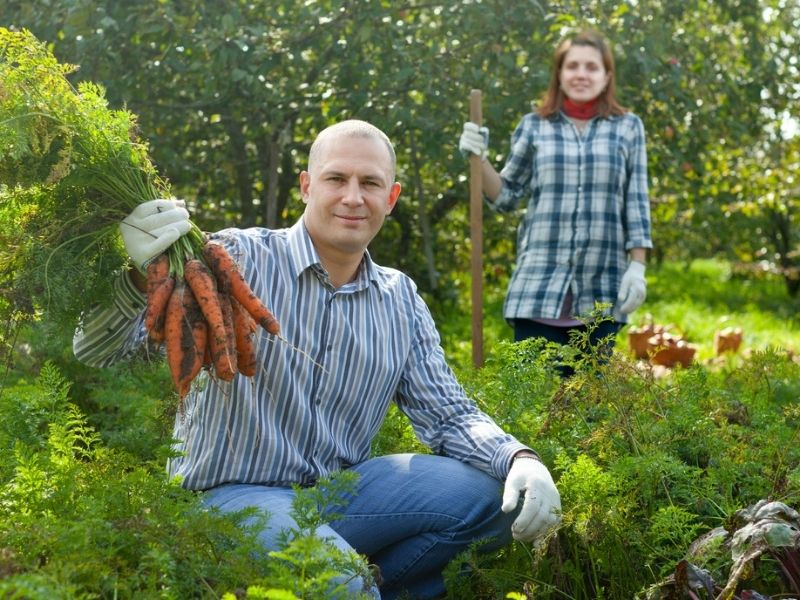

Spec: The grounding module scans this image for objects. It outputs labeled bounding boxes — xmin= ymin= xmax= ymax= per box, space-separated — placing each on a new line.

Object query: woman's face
xmin=559 ymin=44 xmax=610 ymax=104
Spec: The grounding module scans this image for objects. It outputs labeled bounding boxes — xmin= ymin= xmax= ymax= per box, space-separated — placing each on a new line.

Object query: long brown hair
xmin=537 ymin=29 xmax=627 ymax=118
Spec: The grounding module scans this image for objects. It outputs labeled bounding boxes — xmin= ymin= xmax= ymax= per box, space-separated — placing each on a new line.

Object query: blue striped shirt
xmin=493 ymin=111 xmax=653 ymax=323
xmin=73 ymin=219 xmax=527 ymax=490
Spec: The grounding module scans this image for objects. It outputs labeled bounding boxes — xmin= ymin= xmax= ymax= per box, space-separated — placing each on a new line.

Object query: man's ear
xmin=386 ymin=182 xmax=401 ymax=214
xmin=299 ymin=171 xmax=311 ymax=204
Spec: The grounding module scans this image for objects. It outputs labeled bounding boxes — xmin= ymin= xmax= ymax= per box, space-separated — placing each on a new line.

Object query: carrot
xmin=184 ymin=290 xmax=208 ymax=397
xmin=231 ymin=297 xmax=258 ymax=377
xmin=144 ymin=275 xmax=175 ymax=343
xmin=203 ymin=336 xmax=213 ymax=369
xmin=143 ymin=253 xmax=173 ymax=342
xmin=145 ymin=253 xmax=170 ymax=294
xmin=202 ymin=242 xmax=281 ymax=336
xmin=164 ymin=281 xmax=206 ymax=398
xmin=184 ymin=258 xmax=237 ymax=381
xmin=212 ymin=290 xmax=238 ymax=381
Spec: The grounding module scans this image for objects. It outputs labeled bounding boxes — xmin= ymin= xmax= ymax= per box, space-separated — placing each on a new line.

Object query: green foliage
xmin=0 ymin=365 xmax=376 ymax=599
xmin=0 ymin=27 xmax=135 ymax=328
xmin=439 ymin=344 xmax=800 ymax=598
xmin=1 ymin=3 xmax=799 ymax=595
xmin=0 ymin=27 xmax=208 ymax=336
xmin=4 ymin=1 xmax=800 ymax=313
xmin=643 ymin=258 xmax=800 ymax=360
xmin=5 ymin=0 xmax=798 ymax=305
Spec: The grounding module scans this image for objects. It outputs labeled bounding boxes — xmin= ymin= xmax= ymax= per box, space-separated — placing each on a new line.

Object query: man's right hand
xmin=459 ymin=122 xmax=490 ymax=161
xmin=120 ymin=198 xmax=191 ymax=270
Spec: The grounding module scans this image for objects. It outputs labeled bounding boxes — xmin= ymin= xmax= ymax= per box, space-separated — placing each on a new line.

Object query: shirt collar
xmin=286 ymin=218 xmax=379 ymax=289
xmin=556 ymin=110 xmax=620 ymax=123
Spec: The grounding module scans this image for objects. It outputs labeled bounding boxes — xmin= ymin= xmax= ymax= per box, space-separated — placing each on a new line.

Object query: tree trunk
xmin=408 ymin=128 xmax=438 ymax=290
xmin=769 ymin=208 xmax=799 ymax=297
xmin=224 ymin=117 xmax=255 ymax=226
xmin=256 ymin=134 xmax=280 ymax=229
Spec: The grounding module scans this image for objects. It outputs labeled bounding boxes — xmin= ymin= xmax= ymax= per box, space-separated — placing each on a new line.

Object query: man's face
xmin=300 ymin=135 xmax=401 ymax=263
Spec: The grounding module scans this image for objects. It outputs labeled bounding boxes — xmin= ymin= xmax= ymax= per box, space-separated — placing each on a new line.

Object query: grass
xmin=434 ymin=258 xmax=800 ymax=368
xmin=638 ymin=258 xmax=799 ymax=360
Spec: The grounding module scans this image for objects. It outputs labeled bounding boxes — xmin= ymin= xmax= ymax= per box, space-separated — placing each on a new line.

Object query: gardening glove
xmin=616 ymin=261 xmax=647 ymax=315
xmin=459 ymin=121 xmax=490 ymax=161
xmin=120 ymin=198 xmax=191 ymax=270
xmin=502 ymin=456 xmax=561 ymax=544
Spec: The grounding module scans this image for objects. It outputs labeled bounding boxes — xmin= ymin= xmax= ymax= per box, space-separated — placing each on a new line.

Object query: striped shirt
xmin=73 ymin=219 xmax=526 ymax=490
xmin=493 ymin=111 xmax=653 ymax=323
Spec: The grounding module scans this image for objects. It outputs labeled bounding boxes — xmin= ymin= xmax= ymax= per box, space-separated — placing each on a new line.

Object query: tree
xmin=3 ymin=0 xmax=799 ymax=300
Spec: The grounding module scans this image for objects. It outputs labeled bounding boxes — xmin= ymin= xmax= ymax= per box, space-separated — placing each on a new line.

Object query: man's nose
xmin=342 ymin=177 xmax=364 ymax=204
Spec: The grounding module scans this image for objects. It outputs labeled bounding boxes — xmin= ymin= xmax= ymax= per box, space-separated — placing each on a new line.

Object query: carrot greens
xmin=0 ymin=27 xmax=204 ymax=327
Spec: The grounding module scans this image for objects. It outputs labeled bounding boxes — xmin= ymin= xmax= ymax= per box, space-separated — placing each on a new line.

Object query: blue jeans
xmin=203 ymin=454 xmax=516 ymax=599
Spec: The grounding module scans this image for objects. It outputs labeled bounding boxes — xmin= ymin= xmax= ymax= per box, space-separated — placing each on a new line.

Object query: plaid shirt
xmin=493 ymin=111 xmax=653 ymax=323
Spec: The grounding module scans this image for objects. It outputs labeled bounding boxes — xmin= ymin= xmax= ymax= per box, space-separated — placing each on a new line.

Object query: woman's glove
xmin=501 ymin=456 xmax=561 ymax=544
xmin=119 ymin=199 xmax=191 ymax=270
xmin=459 ymin=122 xmax=490 ymax=161
xmin=616 ymin=261 xmax=647 ymax=314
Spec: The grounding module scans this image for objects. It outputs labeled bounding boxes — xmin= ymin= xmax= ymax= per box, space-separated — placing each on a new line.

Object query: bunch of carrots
xmin=144 ymin=241 xmax=280 ymax=399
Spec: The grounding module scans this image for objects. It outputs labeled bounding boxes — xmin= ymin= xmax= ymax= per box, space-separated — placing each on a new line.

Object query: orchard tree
xmin=3 ymin=0 xmax=799 ymax=298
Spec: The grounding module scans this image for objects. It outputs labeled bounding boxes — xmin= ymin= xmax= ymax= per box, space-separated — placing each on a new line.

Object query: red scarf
xmin=562 ymin=96 xmax=599 ymax=120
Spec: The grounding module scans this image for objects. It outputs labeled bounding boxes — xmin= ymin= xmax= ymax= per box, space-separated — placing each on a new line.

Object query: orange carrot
xmin=212 ymin=290 xmax=238 ymax=381
xmin=144 ymin=276 xmax=175 ymax=343
xmin=184 ymin=289 xmax=208 ymax=397
xmin=203 ymin=337 xmax=213 ymax=369
xmin=184 ymin=258 xmax=237 ymax=381
xmin=145 ymin=253 xmax=170 ymax=295
xmin=143 ymin=253 xmax=173 ymax=343
xmin=202 ymin=242 xmax=281 ymax=336
xmin=164 ymin=281 xmax=206 ymax=398
xmin=231 ymin=297 xmax=258 ymax=377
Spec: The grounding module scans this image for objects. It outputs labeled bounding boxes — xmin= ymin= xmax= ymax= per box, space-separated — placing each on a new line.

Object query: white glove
xmin=459 ymin=122 xmax=489 ymax=160
xmin=616 ymin=261 xmax=647 ymax=314
xmin=119 ymin=198 xmax=191 ymax=270
xmin=501 ymin=456 xmax=561 ymax=544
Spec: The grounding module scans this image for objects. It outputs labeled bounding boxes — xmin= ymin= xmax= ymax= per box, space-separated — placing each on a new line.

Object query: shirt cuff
xmin=491 ymin=441 xmax=535 ymax=479
xmin=113 ymin=270 xmax=147 ymax=319
xmin=625 ymin=239 xmax=653 ymax=251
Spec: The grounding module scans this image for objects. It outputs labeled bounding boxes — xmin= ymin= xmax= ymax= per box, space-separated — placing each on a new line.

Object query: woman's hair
xmin=537 ymin=29 xmax=627 ymax=118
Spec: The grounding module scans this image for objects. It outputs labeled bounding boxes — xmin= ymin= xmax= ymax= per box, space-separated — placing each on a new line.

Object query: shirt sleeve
xmin=493 ymin=114 xmax=536 ymax=214
xmin=394 ymin=291 xmax=528 ymax=481
xmin=72 ymin=270 xmax=150 ymax=368
xmin=623 ymin=115 xmax=654 ymax=250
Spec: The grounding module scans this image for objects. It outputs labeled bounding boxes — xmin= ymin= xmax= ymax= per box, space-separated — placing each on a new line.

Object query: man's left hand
xmin=501 ymin=457 xmax=561 ymax=544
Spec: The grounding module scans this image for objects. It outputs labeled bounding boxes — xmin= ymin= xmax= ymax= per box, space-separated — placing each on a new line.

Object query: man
xmin=74 ymin=120 xmax=561 ymax=599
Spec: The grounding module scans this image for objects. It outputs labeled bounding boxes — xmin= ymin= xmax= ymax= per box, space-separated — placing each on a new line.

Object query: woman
xmin=459 ymin=29 xmax=652 ymax=374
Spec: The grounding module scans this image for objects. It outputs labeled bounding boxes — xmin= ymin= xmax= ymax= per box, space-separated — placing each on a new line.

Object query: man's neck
xmin=321 ymin=255 xmax=363 ymax=289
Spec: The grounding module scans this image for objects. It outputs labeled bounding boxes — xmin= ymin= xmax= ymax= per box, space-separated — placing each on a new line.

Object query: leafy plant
xmin=0 ymin=27 xmax=205 ymax=332
xmin=0 ymin=364 xmax=376 ymax=599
